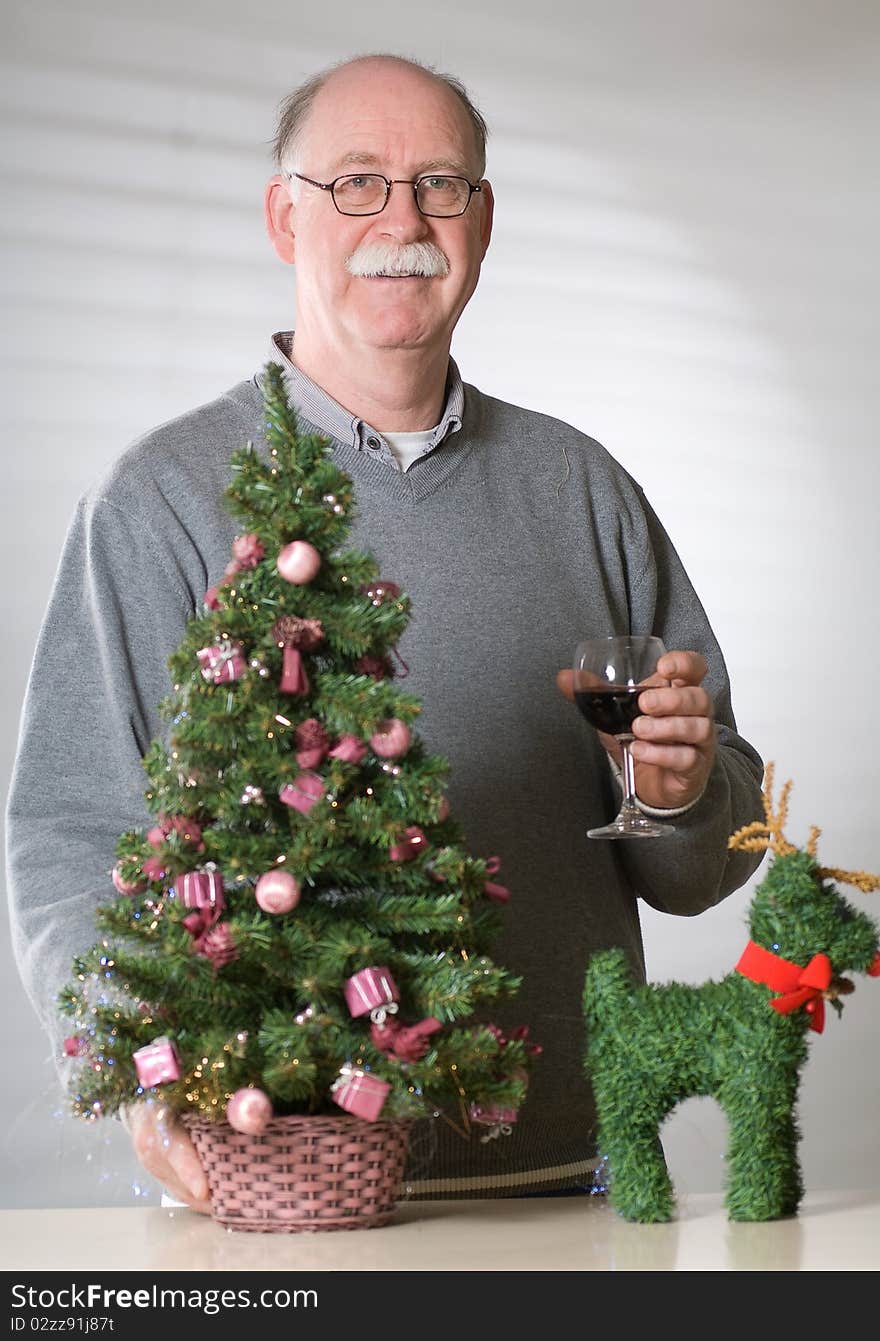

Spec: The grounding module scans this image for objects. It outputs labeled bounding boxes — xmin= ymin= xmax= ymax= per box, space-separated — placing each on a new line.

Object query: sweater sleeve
xmin=5 ymin=491 xmax=197 ymax=1059
xmin=617 ymin=488 xmax=767 ymax=913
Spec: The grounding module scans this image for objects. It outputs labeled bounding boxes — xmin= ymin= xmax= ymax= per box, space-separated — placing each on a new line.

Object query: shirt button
xmin=366 ymin=436 xmax=381 ymax=449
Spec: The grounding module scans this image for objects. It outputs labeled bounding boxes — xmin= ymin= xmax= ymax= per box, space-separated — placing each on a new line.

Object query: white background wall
xmin=3 ymin=0 xmax=878 ymax=1212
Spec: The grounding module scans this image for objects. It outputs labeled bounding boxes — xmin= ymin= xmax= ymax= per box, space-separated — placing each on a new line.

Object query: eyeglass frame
xmin=288 ymin=170 xmax=483 ymax=218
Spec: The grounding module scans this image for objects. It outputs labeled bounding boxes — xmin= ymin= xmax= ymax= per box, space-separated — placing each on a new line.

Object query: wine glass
xmin=573 ymin=634 xmax=674 ymax=840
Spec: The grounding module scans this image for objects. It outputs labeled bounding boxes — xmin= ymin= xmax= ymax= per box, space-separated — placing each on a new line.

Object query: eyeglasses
xmin=290 ymin=171 xmax=482 ymax=218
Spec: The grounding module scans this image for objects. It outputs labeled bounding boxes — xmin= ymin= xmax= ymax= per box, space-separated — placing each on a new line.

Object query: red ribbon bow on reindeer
xmin=735 ymin=940 xmax=833 ymax=1033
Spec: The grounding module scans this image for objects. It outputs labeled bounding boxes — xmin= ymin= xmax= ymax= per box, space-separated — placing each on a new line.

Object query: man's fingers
xmin=629 ymin=741 xmax=708 ymax=772
xmin=556 ymin=669 xmax=575 ymax=701
xmin=656 ymin=650 xmax=708 ymax=685
xmin=637 ymin=685 xmax=713 ymax=719
xmin=154 ymin=1169 xmax=213 ymax=1215
xmin=168 ymin=1137 xmax=210 ymax=1203
xmin=633 ymin=711 xmax=715 ymax=744
xmin=127 ymin=1102 xmax=211 ymax=1213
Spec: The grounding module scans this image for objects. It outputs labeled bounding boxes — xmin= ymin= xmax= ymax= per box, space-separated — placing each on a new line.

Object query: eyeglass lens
xmin=333 ymin=174 xmax=471 ymax=216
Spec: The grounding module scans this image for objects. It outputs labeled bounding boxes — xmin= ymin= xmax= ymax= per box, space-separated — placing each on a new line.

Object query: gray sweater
xmin=5 ymin=355 xmax=765 ymax=1197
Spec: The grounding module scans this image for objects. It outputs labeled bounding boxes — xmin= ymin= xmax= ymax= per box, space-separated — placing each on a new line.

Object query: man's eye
xmin=422 ymin=176 xmax=453 ymax=191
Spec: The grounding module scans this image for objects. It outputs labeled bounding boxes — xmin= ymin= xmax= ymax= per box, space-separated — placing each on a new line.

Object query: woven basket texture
xmin=182 ymin=1113 xmax=414 ymax=1233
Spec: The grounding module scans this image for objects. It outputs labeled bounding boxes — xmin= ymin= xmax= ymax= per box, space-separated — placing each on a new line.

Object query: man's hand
xmin=557 ymin=649 xmax=715 ymax=810
xmin=121 ymin=1102 xmax=212 ymax=1214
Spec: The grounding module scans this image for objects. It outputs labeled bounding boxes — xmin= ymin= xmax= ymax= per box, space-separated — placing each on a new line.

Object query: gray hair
xmin=272 ymin=53 xmax=489 ymax=181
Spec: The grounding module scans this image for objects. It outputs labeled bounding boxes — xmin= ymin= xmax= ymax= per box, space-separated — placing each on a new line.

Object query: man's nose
xmin=376 ymin=181 xmax=431 ymax=239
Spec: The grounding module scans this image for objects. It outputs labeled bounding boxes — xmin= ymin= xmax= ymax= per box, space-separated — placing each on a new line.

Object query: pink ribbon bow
xmin=483 ymin=855 xmax=511 ymax=904
xmin=273 ymin=616 xmax=324 ymax=695
xmin=182 ymin=904 xmax=221 ymax=953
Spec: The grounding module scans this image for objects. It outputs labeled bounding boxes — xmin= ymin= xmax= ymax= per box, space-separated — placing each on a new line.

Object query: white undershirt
xmin=382 ymin=429 xmax=436 ymax=472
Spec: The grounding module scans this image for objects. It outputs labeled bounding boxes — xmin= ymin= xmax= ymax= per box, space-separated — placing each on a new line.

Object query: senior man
xmin=6 ymin=52 xmax=764 ymax=1209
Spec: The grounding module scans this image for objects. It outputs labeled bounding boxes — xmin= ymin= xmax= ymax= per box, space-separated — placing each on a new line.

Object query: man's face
xmin=266 ymin=61 xmax=493 ymax=362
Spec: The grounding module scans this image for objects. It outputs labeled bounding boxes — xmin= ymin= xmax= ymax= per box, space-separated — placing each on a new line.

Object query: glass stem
xmin=619 ymin=737 xmax=640 ymax=816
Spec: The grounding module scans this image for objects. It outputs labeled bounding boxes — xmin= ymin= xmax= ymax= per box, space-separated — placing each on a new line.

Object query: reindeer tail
xmin=583 ymin=946 xmax=636 ymax=1030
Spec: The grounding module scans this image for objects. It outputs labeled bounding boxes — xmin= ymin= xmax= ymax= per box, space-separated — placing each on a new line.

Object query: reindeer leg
xmin=719 ymin=1065 xmax=803 ymax=1221
xmin=594 ymin=1080 xmax=675 ymax=1223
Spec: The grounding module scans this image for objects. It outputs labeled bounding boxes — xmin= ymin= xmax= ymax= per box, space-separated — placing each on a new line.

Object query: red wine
xmin=575 ymin=686 xmax=643 ymax=735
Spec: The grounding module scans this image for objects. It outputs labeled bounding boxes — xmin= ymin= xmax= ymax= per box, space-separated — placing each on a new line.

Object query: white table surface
xmin=2 ymin=1190 xmax=878 ymax=1272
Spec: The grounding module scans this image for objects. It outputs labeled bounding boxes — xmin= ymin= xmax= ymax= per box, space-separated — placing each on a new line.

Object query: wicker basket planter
xmin=182 ymin=1112 xmax=414 ymax=1233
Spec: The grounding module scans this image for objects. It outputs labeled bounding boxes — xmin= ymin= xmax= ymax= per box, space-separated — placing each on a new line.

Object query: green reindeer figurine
xmin=582 ymin=765 xmax=880 ymax=1222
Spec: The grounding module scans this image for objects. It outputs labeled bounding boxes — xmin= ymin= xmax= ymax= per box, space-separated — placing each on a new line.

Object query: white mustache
xmin=345 ymin=240 xmax=450 ymax=279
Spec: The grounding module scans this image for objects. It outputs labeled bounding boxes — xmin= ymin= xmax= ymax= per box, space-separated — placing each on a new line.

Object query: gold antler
xmin=728 ymin=763 xmax=798 ymax=856
xmin=728 ymin=763 xmax=880 ymax=892
xmin=816 ymin=866 xmax=880 ymax=894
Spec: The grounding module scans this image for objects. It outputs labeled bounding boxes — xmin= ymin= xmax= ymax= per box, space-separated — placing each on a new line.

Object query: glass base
xmin=587 ymin=813 xmax=675 ymax=840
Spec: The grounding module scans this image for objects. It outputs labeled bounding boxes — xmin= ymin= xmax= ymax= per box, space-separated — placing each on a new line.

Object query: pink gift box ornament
xmin=278 ymin=772 xmax=326 ymax=814
xmin=469 ymin=1103 xmax=518 ymax=1141
xmin=196 ymin=639 xmax=247 ymax=684
xmin=331 ymin=1067 xmax=391 ymax=1122
xmin=132 ymin=1036 xmax=182 ymax=1088
xmin=470 ymin=1102 xmax=518 ymax=1125
xmin=344 ymin=966 xmax=400 ymax=1023
xmin=177 ymin=869 xmax=225 ymax=910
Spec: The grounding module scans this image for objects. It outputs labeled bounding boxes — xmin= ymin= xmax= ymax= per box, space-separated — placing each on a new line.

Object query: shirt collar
xmin=267 ymin=331 xmax=463 ymax=468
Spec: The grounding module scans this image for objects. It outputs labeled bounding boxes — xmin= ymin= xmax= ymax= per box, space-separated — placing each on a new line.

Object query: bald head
xmin=273 ymin=53 xmax=488 ymax=181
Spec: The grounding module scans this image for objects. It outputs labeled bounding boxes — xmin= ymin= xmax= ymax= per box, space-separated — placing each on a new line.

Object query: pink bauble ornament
xmin=255 ymin=869 xmax=301 ymax=915
xmin=276 ymin=540 xmax=321 ymax=585
xmin=226 ymin=1087 xmax=274 ymax=1135
xmin=370 ymin=718 xmax=412 ymax=759
xmin=141 ymin=855 xmax=167 ymax=882
xmin=112 ymin=862 xmax=147 ymax=895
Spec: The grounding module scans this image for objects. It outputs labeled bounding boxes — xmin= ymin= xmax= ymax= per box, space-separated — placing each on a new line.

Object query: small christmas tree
xmin=58 ymin=364 xmax=538 ymax=1182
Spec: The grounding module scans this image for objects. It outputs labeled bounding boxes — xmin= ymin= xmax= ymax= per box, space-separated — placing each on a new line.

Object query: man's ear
xmin=265 ymin=174 xmax=296 ymax=264
xmin=478 ymin=179 xmax=494 ymax=258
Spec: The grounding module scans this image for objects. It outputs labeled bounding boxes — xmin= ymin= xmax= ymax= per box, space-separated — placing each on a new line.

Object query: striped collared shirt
xmin=268 ymin=331 xmax=465 ymax=472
